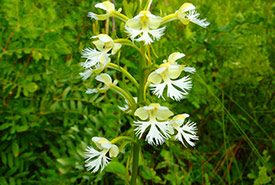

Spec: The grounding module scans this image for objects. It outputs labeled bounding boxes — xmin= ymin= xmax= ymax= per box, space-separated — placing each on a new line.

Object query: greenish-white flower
xmin=134 ymin=103 xmax=174 ymax=146
xmin=169 ymin=114 xmax=198 ymax=147
xmin=125 ymin=10 xmax=165 ymax=45
xmin=177 ymin=3 xmax=210 ymax=28
xmin=80 ymin=34 xmax=121 ymax=80
xmin=148 ymin=52 xmax=195 ymax=101
xmin=88 ymin=1 xmax=116 ymax=20
xmin=84 ymin=137 xmax=119 ymax=173
xmin=86 ymin=73 xmax=118 ymax=94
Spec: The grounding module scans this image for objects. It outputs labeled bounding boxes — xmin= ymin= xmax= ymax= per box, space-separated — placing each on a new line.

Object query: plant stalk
xmin=130 ymin=141 xmax=140 ymax=185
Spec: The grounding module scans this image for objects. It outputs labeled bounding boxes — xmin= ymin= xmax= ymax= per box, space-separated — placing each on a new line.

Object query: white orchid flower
xmin=134 ymin=103 xmax=174 ymax=146
xmin=84 ymin=137 xmax=119 ymax=173
xmin=169 ymin=114 xmax=198 ymax=147
xmin=80 ymin=34 xmax=121 ymax=80
xmin=148 ymin=52 xmax=196 ymax=101
xmin=86 ymin=73 xmax=118 ymax=94
xmin=88 ymin=1 xmax=116 ymax=20
xmin=125 ymin=11 xmax=165 ymax=45
xmin=177 ymin=3 xmax=210 ymax=28
xmin=88 ymin=1 xmax=128 ymax=22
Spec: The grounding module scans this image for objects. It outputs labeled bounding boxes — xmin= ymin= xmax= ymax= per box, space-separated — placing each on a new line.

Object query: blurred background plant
xmin=0 ymin=0 xmax=274 ymax=184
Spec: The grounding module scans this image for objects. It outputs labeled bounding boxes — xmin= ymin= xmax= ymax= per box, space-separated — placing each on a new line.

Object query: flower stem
xmin=107 ymin=63 xmax=139 ymax=88
xmin=161 ymin=13 xmax=178 ymax=25
xmin=112 ymin=11 xmax=129 ymax=22
xmin=110 ymin=85 xmax=136 ymax=110
xmin=130 ymin=141 xmax=140 ymax=185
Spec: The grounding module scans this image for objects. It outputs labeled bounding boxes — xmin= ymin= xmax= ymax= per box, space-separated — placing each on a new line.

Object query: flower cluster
xmin=81 ymin=1 xmax=209 ymax=173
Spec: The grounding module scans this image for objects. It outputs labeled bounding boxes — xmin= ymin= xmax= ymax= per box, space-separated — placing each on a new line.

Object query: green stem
xmin=114 ymin=39 xmax=146 ymax=61
xmin=112 ymin=11 xmax=129 ymax=22
xmin=161 ymin=13 xmax=178 ymax=25
xmin=107 ymin=63 xmax=139 ymax=88
xmin=130 ymin=141 xmax=140 ymax=185
xmin=110 ymin=85 xmax=136 ymax=110
xmin=111 ymin=136 xmax=135 ymax=144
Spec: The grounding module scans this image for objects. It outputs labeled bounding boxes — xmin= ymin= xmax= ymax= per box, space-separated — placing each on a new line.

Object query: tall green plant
xmin=80 ymin=1 xmax=209 ymax=184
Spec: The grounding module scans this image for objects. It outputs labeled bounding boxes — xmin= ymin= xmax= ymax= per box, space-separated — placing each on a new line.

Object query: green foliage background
xmin=0 ymin=0 xmax=274 ymax=184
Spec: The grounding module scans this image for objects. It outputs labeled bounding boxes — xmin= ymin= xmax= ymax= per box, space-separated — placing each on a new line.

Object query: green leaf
xmin=12 ymin=142 xmax=19 ymax=157
xmin=0 ymin=177 xmax=8 ymax=185
xmin=8 ymin=153 xmax=13 ymax=168
xmin=9 ymin=177 xmax=15 ymax=185
xmin=16 ymin=125 xmax=29 ymax=132
xmin=57 ymin=158 xmax=71 ymax=166
xmin=1 ymin=152 xmax=7 ymax=165
xmin=25 ymin=82 xmax=38 ymax=93
xmin=0 ymin=123 xmax=12 ymax=130
xmin=105 ymin=161 xmax=127 ymax=180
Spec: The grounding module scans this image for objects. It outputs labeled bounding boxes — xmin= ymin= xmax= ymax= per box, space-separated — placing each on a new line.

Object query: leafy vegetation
xmin=0 ymin=0 xmax=274 ymax=184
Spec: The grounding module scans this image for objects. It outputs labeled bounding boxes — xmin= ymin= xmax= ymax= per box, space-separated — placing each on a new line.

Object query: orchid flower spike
xmin=125 ymin=10 xmax=165 ymax=45
xmin=134 ymin=103 xmax=174 ymax=146
xmin=177 ymin=3 xmax=210 ymax=28
xmin=86 ymin=73 xmax=118 ymax=94
xmin=84 ymin=137 xmax=119 ymax=173
xmin=148 ymin=52 xmax=196 ymax=101
xmin=169 ymin=114 xmax=198 ymax=147
xmin=80 ymin=34 xmax=121 ymax=80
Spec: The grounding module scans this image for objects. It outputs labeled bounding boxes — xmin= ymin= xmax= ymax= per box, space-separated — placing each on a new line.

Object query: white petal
xmin=182 ymin=4 xmax=196 ymax=13
xmin=175 ymin=120 xmax=198 ymax=147
xmin=134 ymin=120 xmax=151 ymax=139
xmin=168 ymin=52 xmax=185 ymax=63
xmin=146 ymin=120 xmax=170 ymax=146
xmin=86 ymin=89 xmax=98 ymax=94
xmin=111 ymin=43 xmax=122 ymax=55
xmin=147 ymin=14 xmax=163 ymax=29
xmin=125 ymin=26 xmax=142 ymax=40
xmin=148 ymin=27 xmax=166 ymax=40
xmin=118 ymin=104 xmax=129 ymax=111
xmin=155 ymin=66 xmax=167 ymax=74
xmin=186 ymin=10 xmax=210 ymax=28
xmin=79 ymin=70 xmax=93 ymax=80
xmin=101 ymin=143 xmax=112 ymax=149
xmin=156 ymin=106 xmax=174 ymax=121
xmin=95 ymin=73 xmax=112 ymax=86
xmin=84 ymin=146 xmax=101 ymax=161
xmin=97 ymin=34 xmax=113 ymax=43
xmin=167 ymin=83 xmax=185 ymax=101
xmin=84 ymin=147 xmax=110 ymax=173
xmin=150 ymin=83 xmax=167 ymax=99
xmin=109 ymin=145 xmax=119 ymax=158
xmin=146 ymin=123 xmax=166 ymax=146
xmin=136 ymin=31 xmax=153 ymax=45
xmin=171 ymin=76 xmax=192 ymax=94
xmin=184 ymin=66 xmax=196 ymax=74
xmin=87 ymin=12 xmax=99 ymax=20
xmin=126 ymin=15 xmax=142 ymax=29
xmin=95 ymin=2 xmax=115 ymax=12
